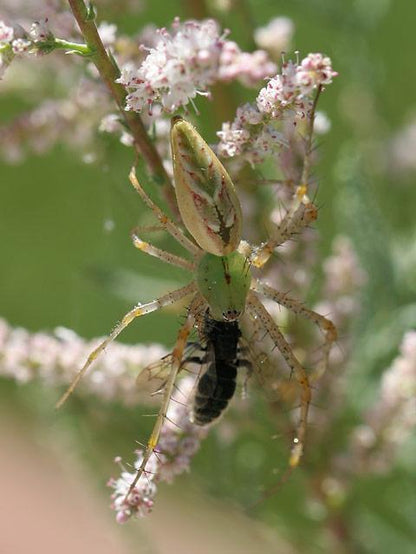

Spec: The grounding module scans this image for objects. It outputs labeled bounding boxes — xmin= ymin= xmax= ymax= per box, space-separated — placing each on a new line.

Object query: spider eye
xmin=223 ymin=309 xmax=240 ymax=322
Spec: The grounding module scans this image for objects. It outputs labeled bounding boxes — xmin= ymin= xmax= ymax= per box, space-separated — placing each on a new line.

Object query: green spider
xmin=57 ymin=116 xmax=336 ymax=496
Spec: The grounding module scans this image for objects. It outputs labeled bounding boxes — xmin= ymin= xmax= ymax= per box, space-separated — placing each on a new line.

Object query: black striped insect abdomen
xmin=192 ymin=315 xmax=241 ymax=426
xmin=193 ymin=360 xmax=238 ymax=425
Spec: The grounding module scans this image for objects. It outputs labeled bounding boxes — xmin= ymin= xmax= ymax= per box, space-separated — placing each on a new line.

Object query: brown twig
xmin=67 ymin=0 xmax=173 ymax=197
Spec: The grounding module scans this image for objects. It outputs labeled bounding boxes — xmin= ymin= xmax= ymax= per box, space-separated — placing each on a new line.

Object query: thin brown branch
xmin=67 ymin=0 xmax=173 ymax=195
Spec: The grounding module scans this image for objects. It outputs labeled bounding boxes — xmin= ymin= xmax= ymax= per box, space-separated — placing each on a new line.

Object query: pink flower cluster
xmin=217 ymin=53 xmax=336 ymax=165
xmin=254 ymin=16 xmax=294 ymax=56
xmin=350 ymin=331 xmax=416 ymax=473
xmin=109 ymin=453 xmax=159 ymax=521
xmin=0 ymin=18 xmax=56 ymax=78
xmin=0 ymin=20 xmax=14 ymax=43
xmin=117 ymin=18 xmax=276 ymax=114
xmin=257 ymin=53 xmax=336 ymax=118
xmin=217 ymin=102 xmax=288 ymax=165
xmin=0 ymin=79 xmax=112 ymax=163
xmin=0 ymin=20 xmax=16 ymax=78
xmin=0 ymin=318 xmax=167 ymax=404
xmin=315 ymin=236 xmax=367 ymax=330
xmin=218 ymin=40 xmax=276 ymax=87
xmin=109 ymin=376 xmax=208 ymax=521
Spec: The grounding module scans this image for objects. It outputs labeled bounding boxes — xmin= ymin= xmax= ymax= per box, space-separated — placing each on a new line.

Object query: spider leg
xmin=129 ymin=167 xmax=201 ymax=256
xmin=251 ymin=279 xmax=337 ymax=381
xmin=250 ymin=202 xmax=318 ymax=269
xmin=247 ymin=291 xmax=311 ymax=467
xmin=251 ymin=88 xmax=323 ymax=270
xmin=56 ymin=281 xmax=198 ymax=408
xmin=131 ymin=227 xmax=196 ymax=271
xmin=125 ymin=294 xmax=205 ymax=498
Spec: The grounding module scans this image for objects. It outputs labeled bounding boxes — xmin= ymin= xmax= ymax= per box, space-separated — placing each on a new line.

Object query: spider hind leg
xmin=247 ymin=291 xmax=311 ymax=468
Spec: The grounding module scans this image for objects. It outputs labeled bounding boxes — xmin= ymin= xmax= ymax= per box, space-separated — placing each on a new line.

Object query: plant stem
xmin=67 ymin=0 xmax=173 ymax=194
xmin=53 ymin=38 xmax=92 ymax=55
xmin=300 ymin=85 xmax=322 ymax=193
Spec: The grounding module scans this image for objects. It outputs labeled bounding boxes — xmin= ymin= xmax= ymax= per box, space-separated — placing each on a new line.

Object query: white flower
xmin=29 ymin=19 xmax=52 ymax=42
xmin=99 ymin=113 xmax=121 ymax=133
xmin=256 ymin=60 xmax=299 ymax=116
xmin=109 ymin=376 xmax=208 ymax=521
xmin=314 ymin=111 xmax=331 ymax=134
xmin=0 ymin=318 xmax=167 ymax=404
xmin=254 ymin=17 xmax=294 ymax=56
xmin=118 ymin=18 xmax=276 ymax=113
xmin=11 ymin=38 xmax=31 ymax=53
xmin=296 ymin=53 xmax=337 ymax=95
xmin=256 ymin=54 xmax=337 ymax=120
xmin=0 ymin=21 xmax=14 ymax=44
xmin=217 ymin=122 xmax=250 ymax=157
xmin=118 ymin=19 xmax=223 ymax=113
xmin=97 ymin=21 xmax=117 ymax=47
xmin=109 ymin=453 xmax=158 ymax=521
xmin=218 ymin=41 xmax=276 ymax=86
xmin=351 ymin=330 xmax=416 ymax=474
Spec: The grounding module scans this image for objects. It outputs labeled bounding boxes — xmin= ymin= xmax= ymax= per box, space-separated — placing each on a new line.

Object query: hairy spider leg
xmin=56 ymin=282 xmax=198 ymax=408
xmin=251 ymin=201 xmax=318 ymax=268
xmin=239 ymin=310 xmax=295 ymax=403
xmin=247 ymin=292 xmax=311 ymax=468
xmin=129 ymin=167 xmax=201 ymax=256
xmin=131 ymin=227 xmax=196 ymax=271
xmin=251 ymin=279 xmax=337 ymax=382
xmin=249 ymin=87 xmax=323 ymax=269
xmin=125 ymin=293 xmax=205 ymax=498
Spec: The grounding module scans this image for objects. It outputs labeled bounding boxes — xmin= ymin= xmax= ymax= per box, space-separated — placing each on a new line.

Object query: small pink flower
xmin=97 ymin=21 xmax=117 ymax=47
xmin=109 ymin=376 xmax=208 ymax=521
xmin=0 ymin=21 xmax=14 ymax=44
xmin=117 ymin=19 xmax=224 ymax=113
xmin=296 ymin=53 xmax=337 ymax=94
xmin=218 ymin=41 xmax=276 ymax=86
xmin=29 ymin=19 xmax=52 ymax=42
xmin=254 ymin=17 xmax=294 ymax=56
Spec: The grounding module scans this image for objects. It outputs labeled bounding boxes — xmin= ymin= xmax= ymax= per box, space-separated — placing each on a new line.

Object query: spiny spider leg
xmin=247 ymin=291 xmax=311 ymax=468
xmin=131 ymin=227 xmax=195 ymax=271
xmin=251 ymin=201 xmax=318 ymax=269
xmin=56 ymin=281 xmax=198 ymax=408
xmin=251 ymin=279 xmax=337 ymax=381
xmin=250 ymin=88 xmax=323 ymax=270
xmin=129 ymin=167 xmax=201 ymax=256
xmin=125 ymin=294 xmax=204 ymax=498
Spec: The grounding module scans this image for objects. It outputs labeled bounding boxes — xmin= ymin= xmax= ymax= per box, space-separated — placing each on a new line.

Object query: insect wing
xmin=135 ymin=342 xmax=208 ymax=397
xmin=135 ymin=353 xmax=174 ymax=397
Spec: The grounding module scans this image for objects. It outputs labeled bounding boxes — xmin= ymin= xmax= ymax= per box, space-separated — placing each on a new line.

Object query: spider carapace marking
xmin=192 ymin=312 xmax=242 ymax=425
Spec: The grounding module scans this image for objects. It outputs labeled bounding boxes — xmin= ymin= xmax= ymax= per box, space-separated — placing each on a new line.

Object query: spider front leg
xmin=131 ymin=226 xmax=196 ymax=271
xmin=125 ymin=293 xmax=205 ymax=498
xmin=247 ymin=291 xmax=311 ymax=467
xmin=129 ymin=167 xmax=200 ymax=256
xmin=250 ymin=201 xmax=318 ymax=269
xmin=56 ymin=281 xmax=198 ymax=408
xmin=251 ymin=279 xmax=337 ymax=381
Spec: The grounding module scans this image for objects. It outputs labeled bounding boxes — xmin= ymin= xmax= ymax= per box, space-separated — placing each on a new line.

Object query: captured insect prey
xmin=192 ymin=312 xmax=243 ymax=426
xmin=57 ymin=114 xmax=337 ymax=517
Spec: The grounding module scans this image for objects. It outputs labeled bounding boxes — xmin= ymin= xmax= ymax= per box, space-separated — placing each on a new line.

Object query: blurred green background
xmin=1 ymin=1 xmax=416 ymax=553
